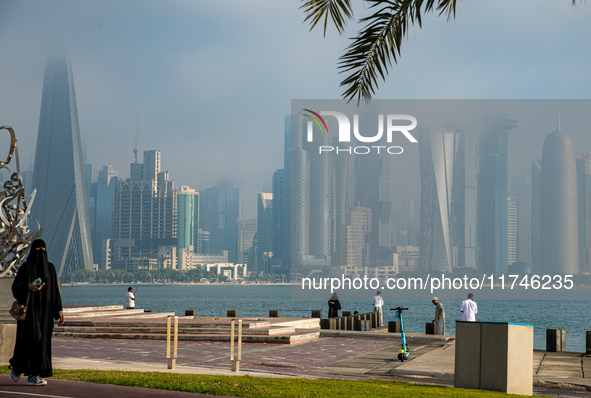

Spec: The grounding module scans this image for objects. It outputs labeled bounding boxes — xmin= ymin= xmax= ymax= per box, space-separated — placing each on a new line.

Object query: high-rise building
xmin=198 ymin=229 xmax=210 ymax=254
xmin=511 ymin=176 xmax=531 ymax=266
xmin=199 ymin=181 xmax=241 ymax=263
xmin=272 ymin=115 xmax=292 ymax=271
xmin=531 ymin=160 xmax=541 ymax=273
xmin=237 ymin=218 xmax=257 ymax=264
xmin=111 ymin=150 xmax=176 ymax=271
xmin=418 ymin=130 xmax=462 ymax=272
xmin=576 ymin=151 xmax=591 ymax=272
xmin=354 ymin=153 xmax=391 ymax=265
xmin=31 ymin=56 xmax=93 ymax=275
xmin=540 ymin=122 xmax=578 ymax=275
xmin=176 ymin=186 xmax=199 ymax=252
xmin=290 ymin=115 xmax=333 ymax=281
xmin=92 ymin=164 xmax=118 ymax=268
xmin=507 ymin=190 xmax=519 ymax=266
xmin=256 ymin=193 xmax=273 ymax=274
xmin=477 ymin=116 xmax=517 ymax=274
xmin=341 ymin=207 xmax=371 ymax=268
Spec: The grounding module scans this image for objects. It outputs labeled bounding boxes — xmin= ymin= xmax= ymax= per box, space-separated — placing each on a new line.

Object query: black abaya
xmin=328 ymin=294 xmax=341 ymax=318
xmin=9 ymin=242 xmax=62 ymax=377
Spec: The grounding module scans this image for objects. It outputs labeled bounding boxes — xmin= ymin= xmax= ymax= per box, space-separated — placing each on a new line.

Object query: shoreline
xmin=62 ymin=282 xmax=294 ymax=287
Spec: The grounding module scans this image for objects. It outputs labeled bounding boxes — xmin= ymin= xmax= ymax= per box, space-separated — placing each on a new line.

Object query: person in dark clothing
xmin=9 ymin=239 xmax=64 ymax=386
xmin=328 ymin=293 xmax=341 ymax=318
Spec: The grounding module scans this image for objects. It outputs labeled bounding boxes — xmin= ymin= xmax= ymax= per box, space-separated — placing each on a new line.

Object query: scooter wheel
xmin=398 ymin=353 xmax=404 ymax=362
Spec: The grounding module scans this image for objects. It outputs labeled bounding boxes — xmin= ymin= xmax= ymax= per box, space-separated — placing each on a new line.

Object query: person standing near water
xmin=460 ymin=293 xmax=478 ymax=321
xmin=125 ymin=287 xmax=135 ymax=309
xmin=372 ymin=291 xmax=383 ymax=326
xmin=328 ymin=293 xmax=341 ymax=318
xmin=431 ymin=297 xmax=445 ymax=335
xmin=9 ymin=239 xmax=64 ymax=386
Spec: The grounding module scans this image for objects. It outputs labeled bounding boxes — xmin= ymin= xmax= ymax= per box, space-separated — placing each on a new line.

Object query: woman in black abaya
xmin=328 ymin=293 xmax=341 ymax=318
xmin=9 ymin=239 xmax=64 ymax=386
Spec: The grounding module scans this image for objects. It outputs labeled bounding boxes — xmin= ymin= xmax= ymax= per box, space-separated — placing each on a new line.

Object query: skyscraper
xmin=507 ymin=190 xmax=519 ymax=266
xmin=176 ymin=186 xmax=199 ymax=252
xmin=477 ymin=116 xmax=517 ymax=274
xmin=511 ymin=176 xmax=531 ymax=266
xmin=341 ymin=207 xmax=372 ymax=267
xmin=256 ymin=193 xmax=273 ymax=274
xmin=199 ymin=181 xmax=241 ymax=263
xmin=93 ymin=164 xmax=118 ymax=268
xmin=418 ymin=130 xmax=461 ymax=273
xmin=31 ymin=56 xmax=93 ymax=275
xmin=540 ymin=123 xmax=578 ymax=275
xmin=576 ymin=151 xmax=591 ymax=272
xmin=531 ymin=160 xmax=541 ymax=273
xmin=237 ymin=218 xmax=257 ymax=264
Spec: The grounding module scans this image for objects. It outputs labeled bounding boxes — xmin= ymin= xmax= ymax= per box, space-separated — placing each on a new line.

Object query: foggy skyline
xmin=1 ymin=1 xmax=591 ymax=217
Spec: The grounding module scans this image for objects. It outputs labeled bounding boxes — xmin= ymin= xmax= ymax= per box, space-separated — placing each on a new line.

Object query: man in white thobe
xmin=373 ymin=291 xmax=383 ymax=326
xmin=460 ymin=293 xmax=478 ymax=321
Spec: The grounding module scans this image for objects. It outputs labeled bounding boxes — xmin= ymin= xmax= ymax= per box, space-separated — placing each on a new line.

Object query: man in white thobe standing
xmin=460 ymin=293 xmax=478 ymax=321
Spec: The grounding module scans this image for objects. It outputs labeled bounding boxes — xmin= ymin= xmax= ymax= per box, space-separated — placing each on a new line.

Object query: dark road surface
xmin=0 ymin=375 xmax=237 ymax=398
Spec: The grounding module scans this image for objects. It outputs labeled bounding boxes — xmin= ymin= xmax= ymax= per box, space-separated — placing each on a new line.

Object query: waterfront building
xmin=256 ymin=193 xmax=273 ymax=274
xmin=176 ymin=186 xmax=199 ymax=252
xmin=92 ymin=164 xmax=118 ymax=268
xmin=111 ymin=150 xmax=176 ymax=272
xmin=507 ymin=190 xmax=519 ymax=266
xmin=576 ymin=151 xmax=591 ymax=272
xmin=531 ymin=160 xmax=541 ymax=273
xmin=477 ymin=116 xmax=517 ymax=274
xmin=31 ymin=56 xmax=93 ymax=275
xmin=177 ymin=248 xmax=228 ymax=270
xmin=540 ymin=122 xmax=578 ymax=275
xmin=199 ymin=180 xmax=241 ymax=263
xmin=396 ymin=246 xmax=420 ymax=273
xmin=198 ymin=229 xmax=210 ymax=254
xmin=272 ymin=115 xmax=292 ymax=271
xmin=418 ymin=130 xmax=462 ymax=272
xmin=341 ymin=207 xmax=372 ymax=268
xmin=511 ymin=176 xmax=532 ymax=266
xmin=237 ymin=218 xmax=257 ymax=264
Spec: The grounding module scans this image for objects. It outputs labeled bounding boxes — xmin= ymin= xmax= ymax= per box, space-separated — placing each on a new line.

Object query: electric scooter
xmin=390 ymin=306 xmax=409 ymax=361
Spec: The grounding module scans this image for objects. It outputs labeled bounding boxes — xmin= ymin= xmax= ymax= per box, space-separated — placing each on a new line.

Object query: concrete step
xmin=52 ymin=331 xmax=320 ymax=344
xmin=53 ymin=325 xmax=296 ymax=336
xmin=65 ymin=309 xmax=146 ymax=318
xmin=62 ymin=320 xmax=271 ymax=328
xmin=62 ymin=305 xmax=123 ymax=313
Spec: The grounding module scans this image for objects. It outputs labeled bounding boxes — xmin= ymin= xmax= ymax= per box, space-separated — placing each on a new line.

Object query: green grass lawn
xmin=1 ymin=366 xmax=529 ymax=397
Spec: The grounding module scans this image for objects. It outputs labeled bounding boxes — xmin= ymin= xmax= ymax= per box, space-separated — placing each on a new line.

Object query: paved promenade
xmin=49 ymin=334 xmax=591 ymax=397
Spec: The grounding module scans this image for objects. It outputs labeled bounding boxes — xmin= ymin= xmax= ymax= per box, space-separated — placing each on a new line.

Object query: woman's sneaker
xmin=26 ymin=376 xmax=47 ymax=386
xmin=9 ymin=368 xmax=20 ymax=382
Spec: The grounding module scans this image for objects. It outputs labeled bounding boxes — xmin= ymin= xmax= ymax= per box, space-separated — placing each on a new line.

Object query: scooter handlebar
xmin=390 ymin=307 xmax=409 ymax=311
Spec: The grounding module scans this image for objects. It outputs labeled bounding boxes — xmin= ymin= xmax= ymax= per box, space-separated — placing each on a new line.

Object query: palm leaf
xmin=301 ymin=0 xmax=354 ymax=36
xmin=338 ymin=0 xmax=457 ymax=104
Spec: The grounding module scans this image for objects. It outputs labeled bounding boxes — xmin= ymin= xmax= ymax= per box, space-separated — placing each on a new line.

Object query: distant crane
xmin=134 ymin=114 xmax=139 ymax=163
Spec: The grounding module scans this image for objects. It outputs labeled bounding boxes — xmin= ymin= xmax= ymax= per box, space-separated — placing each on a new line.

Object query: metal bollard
xmin=230 ymin=319 xmax=242 ymax=372
xmin=166 ymin=315 xmax=178 ymax=369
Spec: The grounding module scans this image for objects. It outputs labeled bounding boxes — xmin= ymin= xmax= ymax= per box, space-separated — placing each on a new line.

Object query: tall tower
xmin=540 ymin=122 xmax=578 ymax=274
xmin=31 ymin=56 xmax=93 ymax=275
xmin=477 ymin=116 xmax=517 ymax=274
xmin=418 ymin=130 xmax=462 ymax=273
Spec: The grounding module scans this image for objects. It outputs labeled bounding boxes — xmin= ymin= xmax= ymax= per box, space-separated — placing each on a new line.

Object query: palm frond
xmin=301 ymin=0 xmax=354 ymax=37
xmin=338 ymin=0 xmax=457 ymax=104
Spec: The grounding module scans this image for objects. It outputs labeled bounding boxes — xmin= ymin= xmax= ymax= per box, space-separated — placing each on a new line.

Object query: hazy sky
xmin=1 ymin=0 xmax=591 ymax=217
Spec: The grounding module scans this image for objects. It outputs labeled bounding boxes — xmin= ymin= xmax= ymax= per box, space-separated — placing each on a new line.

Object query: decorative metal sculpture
xmin=0 ymin=125 xmax=42 ymax=277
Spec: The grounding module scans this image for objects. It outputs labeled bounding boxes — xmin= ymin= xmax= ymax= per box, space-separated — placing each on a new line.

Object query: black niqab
xmin=29 ymin=239 xmax=50 ymax=281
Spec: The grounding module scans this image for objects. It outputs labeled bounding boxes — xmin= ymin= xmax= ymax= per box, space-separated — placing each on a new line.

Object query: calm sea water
xmin=62 ymin=284 xmax=590 ymax=352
